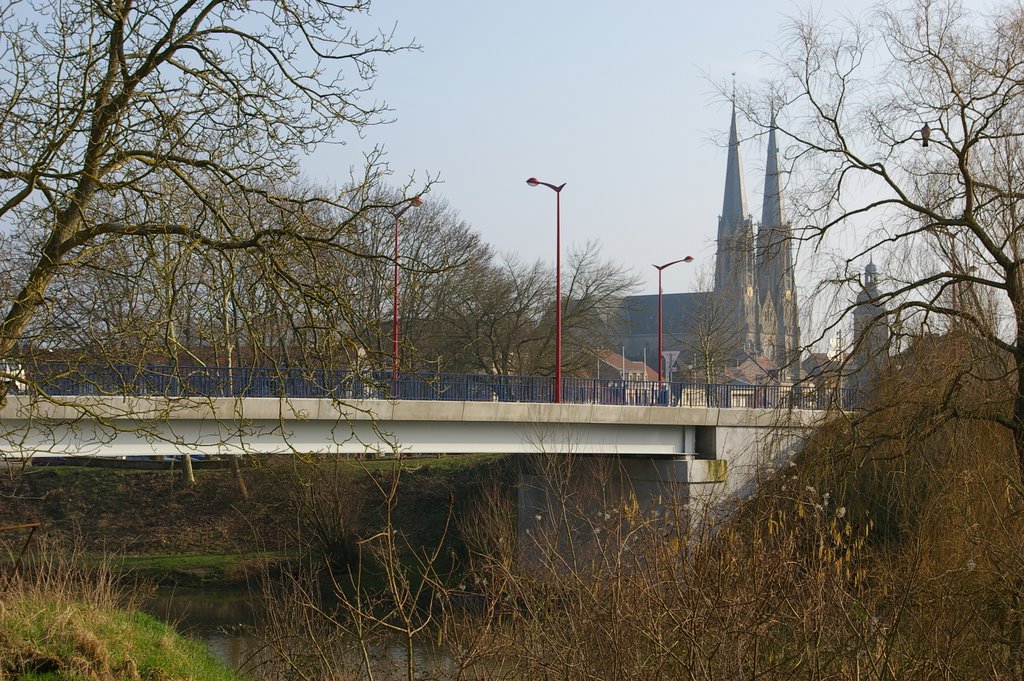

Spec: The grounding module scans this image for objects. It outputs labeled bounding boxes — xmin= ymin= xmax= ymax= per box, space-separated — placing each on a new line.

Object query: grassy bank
xmin=1 ymin=453 xmax=513 ymax=679
xmin=0 ymin=603 xmax=241 ymax=680
xmin=0 ymin=547 xmax=242 ymax=681
xmin=118 ymin=552 xmax=293 ymax=587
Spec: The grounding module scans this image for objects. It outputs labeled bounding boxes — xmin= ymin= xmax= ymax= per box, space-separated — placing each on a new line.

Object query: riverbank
xmin=0 ymin=600 xmax=243 ymax=680
xmin=0 ymin=545 xmax=243 ymax=680
xmin=0 ymin=454 xmax=512 ymax=677
xmin=0 ymin=453 xmax=512 ymax=586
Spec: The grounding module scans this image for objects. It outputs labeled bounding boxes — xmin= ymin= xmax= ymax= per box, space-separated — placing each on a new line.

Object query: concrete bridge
xmin=0 ymin=365 xmax=841 ymax=512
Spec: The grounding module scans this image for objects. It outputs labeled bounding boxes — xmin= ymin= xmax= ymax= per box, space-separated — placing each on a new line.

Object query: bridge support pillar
xmin=684 ymin=425 xmax=696 ymax=455
xmin=516 ymin=453 xmax=727 ymax=568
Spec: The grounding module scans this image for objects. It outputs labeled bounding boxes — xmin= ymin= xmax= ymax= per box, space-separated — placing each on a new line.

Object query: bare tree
xmin=425 ymin=241 xmax=640 ymax=376
xmin=420 ymin=252 xmax=549 ymax=375
xmin=0 ymin=0 xmax=415 ymax=391
xmin=322 ymin=192 xmax=493 ymax=372
xmin=561 ymin=240 xmax=643 ymax=374
xmin=747 ymin=0 xmax=1024 ymax=483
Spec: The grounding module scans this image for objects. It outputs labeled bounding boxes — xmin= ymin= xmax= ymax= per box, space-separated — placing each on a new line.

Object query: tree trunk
xmin=1016 ymin=394 xmax=1024 ymax=489
xmin=1016 ymin=325 xmax=1024 ymax=488
xmin=181 ymin=453 xmax=196 ymax=487
xmin=231 ymin=455 xmax=249 ymax=499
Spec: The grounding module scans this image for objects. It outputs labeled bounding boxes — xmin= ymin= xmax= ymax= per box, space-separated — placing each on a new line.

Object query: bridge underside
xmin=2 ymin=416 xmax=704 ymax=458
xmin=0 ymin=394 xmax=807 ymax=457
xmin=0 ymin=395 xmax=814 ymax=498
xmin=2 ymin=407 xmax=703 ymax=459
xmin=1 ymin=395 xmax=820 ymax=528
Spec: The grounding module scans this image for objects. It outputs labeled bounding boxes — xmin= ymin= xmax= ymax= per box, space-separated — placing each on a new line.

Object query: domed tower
xmin=850 ymin=261 xmax=889 ymax=394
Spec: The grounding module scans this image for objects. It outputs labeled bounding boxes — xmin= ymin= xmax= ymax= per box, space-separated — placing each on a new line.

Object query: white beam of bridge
xmin=0 ymin=394 xmax=821 ymax=459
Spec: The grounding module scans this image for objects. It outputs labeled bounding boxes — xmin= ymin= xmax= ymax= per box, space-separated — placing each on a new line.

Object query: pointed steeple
xmin=760 ymin=113 xmax=784 ymax=230
xmin=714 ymin=101 xmax=758 ymax=357
xmin=720 ymin=103 xmax=749 ymax=229
xmin=757 ymin=113 xmax=791 ymax=270
xmin=756 ymin=113 xmax=801 ymax=380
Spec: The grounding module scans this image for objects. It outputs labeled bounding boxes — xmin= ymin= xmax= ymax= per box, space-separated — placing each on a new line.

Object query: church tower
xmin=849 ymin=261 xmax=889 ymax=394
xmin=713 ymin=103 xmax=758 ymax=355
xmin=756 ymin=116 xmax=801 ymax=380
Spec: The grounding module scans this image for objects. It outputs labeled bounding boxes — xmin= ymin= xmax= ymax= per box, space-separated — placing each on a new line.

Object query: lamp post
xmin=526 ymin=177 xmax=566 ymax=403
xmin=391 ymin=197 xmax=422 ymax=397
xmin=653 ymin=256 xmax=694 ymax=382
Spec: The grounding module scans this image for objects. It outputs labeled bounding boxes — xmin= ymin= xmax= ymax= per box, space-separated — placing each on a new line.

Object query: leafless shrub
xmin=251 ymin=459 xmax=456 ymax=681
xmin=0 ymin=534 xmax=138 ymax=612
xmin=246 ymin=571 xmax=364 ymax=680
xmin=287 ymin=458 xmax=368 ymax=572
xmin=248 ymin=347 xmax=1024 ymax=679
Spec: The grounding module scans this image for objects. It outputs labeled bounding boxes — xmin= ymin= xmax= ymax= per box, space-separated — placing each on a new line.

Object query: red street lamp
xmin=526 ymin=177 xmax=566 ymax=403
xmin=653 ymin=256 xmax=694 ymax=382
xmin=392 ymin=197 xmax=423 ymax=397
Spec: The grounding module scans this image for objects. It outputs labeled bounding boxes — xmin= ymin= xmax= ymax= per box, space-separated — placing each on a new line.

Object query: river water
xmin=142 ymin=587 xmax=450 ymax=678
xmin=143 ymin=588 xmax=262 ymax=670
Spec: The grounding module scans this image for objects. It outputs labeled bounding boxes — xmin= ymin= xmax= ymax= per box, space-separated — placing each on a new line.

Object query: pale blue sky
xmin=305 ymin=0 xmax=992 ymax=298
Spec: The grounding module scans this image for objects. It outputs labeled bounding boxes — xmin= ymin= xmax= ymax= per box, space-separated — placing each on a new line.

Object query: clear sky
xmin=304 ymin=0 xmax=990 ymax=300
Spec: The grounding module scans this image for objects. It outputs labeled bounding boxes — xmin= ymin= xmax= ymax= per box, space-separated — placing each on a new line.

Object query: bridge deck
xmin=9 ymin=364 xmax=852 ymax=411
xmin=0 ymin=365 xmax=839 ymax=459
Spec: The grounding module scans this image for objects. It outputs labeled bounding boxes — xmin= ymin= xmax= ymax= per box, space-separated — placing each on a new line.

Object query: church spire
xmin=756 ymin=113 xmax=801 ymax=380
xmin=714 ymin=100 xmax=758 ymax=355
xmin=760 ymin=112 xmax=784 ymax=230
xmin=720 ymin=102 xmax=749 ymax=229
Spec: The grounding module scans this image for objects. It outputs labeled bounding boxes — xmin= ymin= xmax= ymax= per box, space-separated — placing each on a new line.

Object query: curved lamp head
xmin=393 ymin=196 xmax=423 ymax=219
xmin=526 ymin=177 xmax=566 ymax=192
xmin=653 ymin=256 xmax=696 ymax=271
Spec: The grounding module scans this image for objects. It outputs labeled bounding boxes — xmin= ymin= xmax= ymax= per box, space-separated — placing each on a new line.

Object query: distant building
xmin=802 ymin=349 xmax=843 ymax=395
xmin=614 ymin=292 xmax=709 ymax=379
xmin=616 ymin=105 xmax=802 ymax=382
xmin=723 ymin=354 xmax=779 ymax=385
xmin=592 ymin=350 xmax=658 ymax=382
xmin=849 ymin=261 xmax=889 ymax=395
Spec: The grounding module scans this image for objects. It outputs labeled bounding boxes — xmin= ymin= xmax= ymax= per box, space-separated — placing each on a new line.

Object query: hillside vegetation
xmin=4 ymin=385 xmax=1022 ymax=679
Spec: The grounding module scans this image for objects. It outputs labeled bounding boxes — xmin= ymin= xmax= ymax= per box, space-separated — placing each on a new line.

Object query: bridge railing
xmin=24 ymin=363 xmax=855 ymax=410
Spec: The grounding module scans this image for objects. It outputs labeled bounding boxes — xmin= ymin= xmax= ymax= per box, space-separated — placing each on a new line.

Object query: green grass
xmin=117 ymin=551 xmax=294 ymax=589
xmin=120 ymin=551 xmax=264 ymax=571
xmin=0 ymin=539 xmax=243 ymax=679
xmin=1 ymin=599 xmax=242 ymax=680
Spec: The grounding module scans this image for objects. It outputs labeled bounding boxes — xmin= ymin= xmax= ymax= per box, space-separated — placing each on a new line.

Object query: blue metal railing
xmin=23 ymin=363 xmax=854 ymax=410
